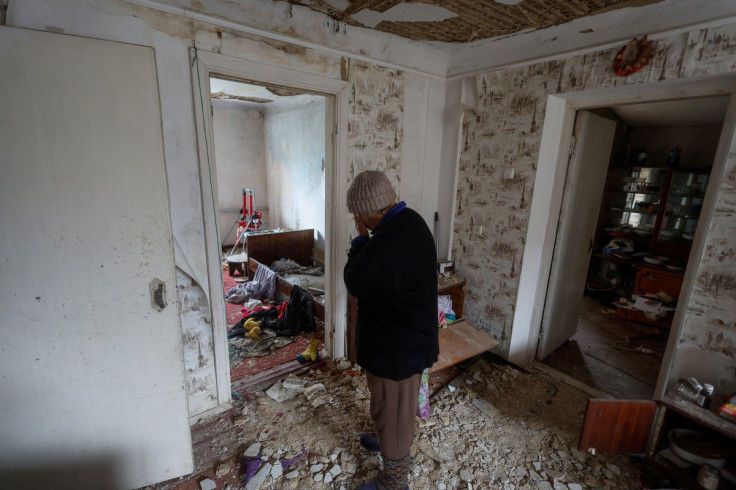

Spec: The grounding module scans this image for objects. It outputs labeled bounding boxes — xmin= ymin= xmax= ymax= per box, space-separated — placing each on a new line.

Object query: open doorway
xmin=538 ymin=95 xmax=727 ymax=399
xmin=208 ymin=76 xmax=329 ymax=389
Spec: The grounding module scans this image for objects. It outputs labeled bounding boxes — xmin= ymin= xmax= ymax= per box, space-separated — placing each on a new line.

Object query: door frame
xmin=508 ymin=74 xmax=736 ymax=397
xmin=190 ymin=49 xmax=349 ymax=404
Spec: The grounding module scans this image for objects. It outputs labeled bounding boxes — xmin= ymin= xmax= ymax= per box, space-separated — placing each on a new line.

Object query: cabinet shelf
xmin=597 ymin=166 xmax=710 ymax=262
xmin=668 ymin=192 xmax=706 ymax=199
xmin=608 ymin=208 xmax=659 ymax=215
xmin=663 ymin=212 xmax=699 ymax=220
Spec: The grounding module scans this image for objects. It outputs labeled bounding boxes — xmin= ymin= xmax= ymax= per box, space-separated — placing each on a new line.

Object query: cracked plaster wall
xmin=453 ymin=25 xmax=736 ymax=392
xmin=7 ymin=0 xmax=430 ymax=415
xmin=176 ymin=268 xmax=217 ymax=415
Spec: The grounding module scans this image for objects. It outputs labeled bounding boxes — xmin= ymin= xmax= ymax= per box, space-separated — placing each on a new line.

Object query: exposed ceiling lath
xmin=287 ymin=0 xmax=664 ymax=43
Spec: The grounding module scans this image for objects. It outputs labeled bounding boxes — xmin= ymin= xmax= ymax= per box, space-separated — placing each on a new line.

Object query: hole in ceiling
xmin=350 ymin=3 xmax=457 ymax=29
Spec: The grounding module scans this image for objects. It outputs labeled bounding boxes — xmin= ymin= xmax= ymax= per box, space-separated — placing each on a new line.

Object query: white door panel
xmin=537 ymin=111 xmax=616 ymax=360
xmin=0 ymin=26 xmax=192 ymax=488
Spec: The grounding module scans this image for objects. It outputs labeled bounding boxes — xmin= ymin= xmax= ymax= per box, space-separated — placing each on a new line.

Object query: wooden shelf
xmin=661 ymin=391 xmax=736 ymax=440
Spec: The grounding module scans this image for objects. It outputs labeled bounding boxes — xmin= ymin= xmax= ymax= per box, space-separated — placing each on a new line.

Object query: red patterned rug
xmin=224 ymin=269 xmax=323 ymax=383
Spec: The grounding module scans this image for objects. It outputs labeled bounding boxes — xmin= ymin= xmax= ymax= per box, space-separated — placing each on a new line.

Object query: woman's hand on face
xmin=354 ymin=214 xmax=369 ymax=237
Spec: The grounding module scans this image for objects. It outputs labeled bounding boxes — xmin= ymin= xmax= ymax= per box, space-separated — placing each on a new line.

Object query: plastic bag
xmin=416 ymin=368 xmax=430 ymax=419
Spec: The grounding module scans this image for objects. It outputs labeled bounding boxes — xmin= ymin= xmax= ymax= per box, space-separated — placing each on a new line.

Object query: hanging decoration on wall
xmin=613 ymin=35 xmax=654 ymax=77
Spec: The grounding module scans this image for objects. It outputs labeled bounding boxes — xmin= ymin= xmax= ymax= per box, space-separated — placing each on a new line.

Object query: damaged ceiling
xmin=286 ymin=0 xmax=663 ymax=43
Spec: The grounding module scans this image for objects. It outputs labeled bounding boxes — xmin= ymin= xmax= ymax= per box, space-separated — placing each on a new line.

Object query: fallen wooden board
xmin=579 ymin=399 xmax=656 ymax=454
xmin=429 ymin=320 xmax=499 ymax=374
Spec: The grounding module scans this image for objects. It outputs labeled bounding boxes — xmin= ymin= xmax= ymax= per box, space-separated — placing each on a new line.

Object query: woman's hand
xmin=354 ymin=214 xmax=369 ymax=237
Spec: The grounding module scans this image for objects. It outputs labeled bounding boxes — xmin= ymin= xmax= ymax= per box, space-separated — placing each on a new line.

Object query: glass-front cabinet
xmin=657 ymin=169 xmax=709 ymax=244
xmin=598 ymin=166 xmax=711 ymax=263
xmin=619 ymin=167 xmax=667 ymax=238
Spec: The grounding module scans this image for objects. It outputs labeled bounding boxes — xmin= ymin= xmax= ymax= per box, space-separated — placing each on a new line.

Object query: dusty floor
xmin=148 ymin=354 xmax=649 ymax=490
xmin=541 ymin=296 xmax=669 ymax=400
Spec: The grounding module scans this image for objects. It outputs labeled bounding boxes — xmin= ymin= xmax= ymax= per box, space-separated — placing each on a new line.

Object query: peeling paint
xmin=176 ymin=267 xmax=217 ymax=416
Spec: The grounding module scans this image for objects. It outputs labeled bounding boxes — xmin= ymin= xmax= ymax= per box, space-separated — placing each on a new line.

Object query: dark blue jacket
xmin=344 ymin=206 xmax=439 ymax=380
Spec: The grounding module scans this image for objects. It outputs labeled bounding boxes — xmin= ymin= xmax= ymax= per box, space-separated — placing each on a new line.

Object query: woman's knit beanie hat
xmin=347 ymin=170 xmax=397 ymax=215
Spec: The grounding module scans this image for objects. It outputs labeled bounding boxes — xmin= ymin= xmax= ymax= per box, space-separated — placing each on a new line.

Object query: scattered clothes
xmin=224 ymin=264 xmax=276 ymax=303
xmin=240 ymin=305 xmax=270 ymax=317
xmin=438 ymin=310 xmax=447 ymax=327
xmin=271 ymin=258 xmax=323 ymax=276
xmin=243 ymin=298 xmax=263 ymax=310
xmin=275 ymin=301 xmax=288 ymax=319
xmin=438 ymin=295 xmax=455 ymax=326
xmin=248 ymin=307 xmax=281 ymax=330
xmin=247 ymin=326 xmax=262 ymax=339
xmin=278 ymin=285 xmax=315 ymax=336
xmin=296 ymin=338 xmax=320 ymax=364
xmin=228 ymin=329 xmax=278 ymax=361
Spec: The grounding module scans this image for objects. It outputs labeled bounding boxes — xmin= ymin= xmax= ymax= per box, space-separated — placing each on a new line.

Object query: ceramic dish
xmin=666 ymin=264 xmax=684 ymax=271
xmin=668 ymin=429 xmax=729 ymax=468
xmin=643 ymin=256 xmax=668 ymax=265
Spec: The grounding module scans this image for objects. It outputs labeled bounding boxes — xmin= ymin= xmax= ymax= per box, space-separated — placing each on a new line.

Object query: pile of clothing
xmin=227 ymin=282 xmax=316 ymax=360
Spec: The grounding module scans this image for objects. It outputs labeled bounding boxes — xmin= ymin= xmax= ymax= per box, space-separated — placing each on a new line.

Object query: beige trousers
xmin=365 ymin=370 xmax=422 ymax=461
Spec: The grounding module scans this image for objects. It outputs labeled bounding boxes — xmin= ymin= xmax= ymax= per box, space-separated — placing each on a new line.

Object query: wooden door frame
xmin=508 ymin=74 xmax=736 ymax=400
xmin=190 ymin=49 xmax=349 ymax=406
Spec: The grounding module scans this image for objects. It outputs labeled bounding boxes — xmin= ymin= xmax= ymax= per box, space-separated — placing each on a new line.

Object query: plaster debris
xmin=243 ymin=443 xmax=261 ymax=458
xmin=245 ymin=462 xmax=271 ymax=490
xmin=215 ymin=463 xmax=230 ymax=478
xmin=151 ymin=358 xmax=645 ymax=490
xmin=198 ymin=479 xmax=216 ymax=490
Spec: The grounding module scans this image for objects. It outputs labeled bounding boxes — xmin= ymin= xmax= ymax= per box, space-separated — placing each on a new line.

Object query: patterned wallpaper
xmin=347 ymin=59 xmax=405 ymax=187
xmin=453 ymin=24 xmax=736 ymax=378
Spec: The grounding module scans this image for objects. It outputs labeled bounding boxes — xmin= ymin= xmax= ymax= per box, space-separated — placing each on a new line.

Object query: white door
xmin=537 ymin=110 xmax=617 ymax=360
xmin=0 ymin=27 xmax=192 ymax=488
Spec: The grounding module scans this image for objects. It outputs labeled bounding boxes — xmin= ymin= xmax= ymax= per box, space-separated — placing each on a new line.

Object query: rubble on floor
xmin=148 ymin=356 xmax=643 ymax=490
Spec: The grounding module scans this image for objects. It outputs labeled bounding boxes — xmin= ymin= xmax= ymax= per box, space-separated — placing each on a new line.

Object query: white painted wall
xmin=264 ymin=95 xmax=327 ymax=249
xmin=211 ymin=99 xmax=267 ymax=245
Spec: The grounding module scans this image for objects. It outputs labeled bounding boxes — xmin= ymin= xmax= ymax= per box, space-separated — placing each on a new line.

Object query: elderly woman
xmin=344 ymin=170 xmax=439 ymax=490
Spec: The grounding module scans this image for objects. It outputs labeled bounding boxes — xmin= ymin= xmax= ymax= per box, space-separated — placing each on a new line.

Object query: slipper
xmin=359 ymin=433 xmax=381 ymax=452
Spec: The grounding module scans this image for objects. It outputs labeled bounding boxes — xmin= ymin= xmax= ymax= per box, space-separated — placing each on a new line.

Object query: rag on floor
xmin=277 ymin=285 xmax=315 ymax=336
xmin=224 ymin=264 xmax=277 ymax=303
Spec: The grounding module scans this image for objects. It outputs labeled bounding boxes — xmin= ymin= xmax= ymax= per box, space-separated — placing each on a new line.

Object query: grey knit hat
xmin=347 ymin=170 xmax=397 ymax=215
